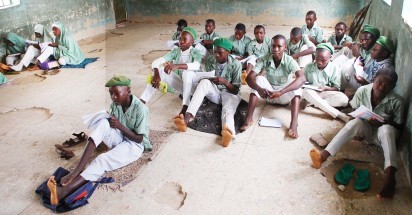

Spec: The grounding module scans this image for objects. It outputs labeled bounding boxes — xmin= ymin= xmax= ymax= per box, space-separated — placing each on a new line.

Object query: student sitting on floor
xmin=10 ymin=24 xmax=54 ymax=71
xmin=310 ymin=68 xmax=404 ymax=199
xmin=327 ymin=22 xmax=353 ymax=52
xmin=301 ymin=43 xmax=350 ymax=122
xmin=174 ymin=38 xmax=242 ymax=147
xmin=242 ymin=25 xmax=272 ymax=85
xmin=37 ymin=21 xmax=85 ymax=66
xmin=199 ymin=19 xmax=220 ymax=55
xmin=140 ymin=27 xmax=203 ymax=117
xmin=302 ymin=10 xmax=323 ymax=45
xmin=229 ymin=23 xmax=252 ymax=61
xmin=341 ymin=36 xmax=395 ymax=92
xmin=287 ymin=27 xmax=316 ymax=70
xmin=47 ymin=76 xmax=150 ymax=206
xmin=4 ymin=33 xmax=27 ymax=66
xmin=240 ymin=35 xmax=306 ymax=138
xmin=172 ymin=19 xmax=188 ymax=41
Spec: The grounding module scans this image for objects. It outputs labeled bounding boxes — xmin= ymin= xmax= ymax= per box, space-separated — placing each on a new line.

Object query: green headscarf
xmin=376 ymin=36 xmax=395 ymax=53
xmin=6 ymin=33 xmax=26 ymax=54
xmin=105 ymin=76 xmax=131 ymax=87
xmin=214 ymin=38 xmax=233 ymax=51
xmin=34 ymin=24 xmax=53 ymax=43
xmin=51 ymin=21 xmax=85 ymax=65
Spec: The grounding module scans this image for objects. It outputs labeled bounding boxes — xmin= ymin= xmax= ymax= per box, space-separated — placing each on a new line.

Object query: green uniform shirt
xmin=205 ymin=54 xmax=242 ymax=90
xmin=304 ymin=61 xmax=341 ymax=89
xmin=302 ymin=24 xmax=324 ymax=44
xmin=350 ymin=84 xmax=404 ymax=125
xmin=327 ymin=34 xmax=353 ymax=46
xmin=172 ymin=32 xmax=180 ymax=41
xmin=253 ymin=53 xmax=301 ymax=87
xmin=109 ymin=94 xmax=151 ymax=151
xmin=247 ymin=37 xmax=271 ymax=59
xmin=286 ymin=35 xmax=315 ymax=55
xmin=229 ymin=35 xmax=252 ymax=57
xmin=162 ymin=47 xmax=203 ymax=78
xmin=360 ymin=47 xmax=372 ymax=65
xmin=200 ymin=31 xmax=220 ymax=40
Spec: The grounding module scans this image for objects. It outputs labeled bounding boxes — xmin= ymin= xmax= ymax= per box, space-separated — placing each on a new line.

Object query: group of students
xmin=2 ymin=21 xmax=85 ymax=73
xmin=44 ymin=10 xmax=403 ymax=206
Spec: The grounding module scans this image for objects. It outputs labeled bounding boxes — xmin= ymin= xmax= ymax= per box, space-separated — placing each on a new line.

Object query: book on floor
xmin=258 ymin=117 xmax=282 ymax=128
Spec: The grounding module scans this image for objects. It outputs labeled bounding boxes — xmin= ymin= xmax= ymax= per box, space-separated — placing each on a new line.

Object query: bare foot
xmin=241 ymin=71 xmax=247 ymax=85
xmin=287 ymin=123 xmax=298 ymax=138
xmin=377 ymin=178 xmax=396 ymax=200
xmin=174 ymin=114 xmax=187 ymax=132
xmin=60 ymin=172 xmax=78 ymax=186
xmin=47 ymin=176 xmax=59 ymax=206
xmin=221 ymin=125 xmax=233 ymax=147
xmin=240 ymin=119 xmax=253 ymax=132
xmin=309 ymin=149 xmax=322 ymax=169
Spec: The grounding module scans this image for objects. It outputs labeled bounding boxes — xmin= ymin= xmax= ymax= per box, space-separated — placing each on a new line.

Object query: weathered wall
xmin=126 ymin=0 xmax=363 ymax=27
xmin=0 ymin=0 xmax=115 ymax=60
xmin=365 ymin=0 xmax=412 ymax=185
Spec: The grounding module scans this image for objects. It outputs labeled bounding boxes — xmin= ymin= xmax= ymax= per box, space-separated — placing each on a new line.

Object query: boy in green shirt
xmin=310 ymin=68 xmax=404 ymax=199
xmin=327 ymin=22 xmax=353 ymax=51
xmin=301 ymin=11 xmax=323 ymax=45
xmin=200 ymin=19 xmax=220 ymax=55
xmin=287 ymin=27 xmax=316 ymax=69
xmin=229 ymin=23 xmax=252 ymax=61
xmin=47 ymin=76 xmax=150 ymax=205
xmin=302 ymin=43 xmax=350 ymax=122
xmin=174 ymin=38 xmax=242 ymax=147
xmin=240 ymin=35 xmax=306 ymax=138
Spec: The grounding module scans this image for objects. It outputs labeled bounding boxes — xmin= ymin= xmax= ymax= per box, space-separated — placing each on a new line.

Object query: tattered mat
xmin=188 ymin=98 xmax=248 ymax=135
xmin=68 ymin=129 xmax=174 ymax=191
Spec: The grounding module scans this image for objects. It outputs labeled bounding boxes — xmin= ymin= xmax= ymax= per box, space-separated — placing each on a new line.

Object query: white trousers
xmin=246 ymin=55 xmax=258 ymax=67
xmin=252 ymin=76 xmax=302 ymax=105
xmin=10 ymin=46 xmax=40 ymax=71
xmin=302 ymin=89 xmax=348 ymax=118
xmin=297 ymin=45 xmax=313 ymax=68
xmin=80 ymin=119 xmax=144 ymax=181
xmin=335 ymin=55 xmax=362 ymax=91
xmin=325 ymin=119 xmax=399 ymax=169
xmin=36 ymin=46 xmax=55 ymax=63
xmin=140 ymin=68 xmax=196 ymax=106
xmin=331 ymin=47 xmax=354 ymax=61
xmin=186 ymin=79 xmax=241 ymax=137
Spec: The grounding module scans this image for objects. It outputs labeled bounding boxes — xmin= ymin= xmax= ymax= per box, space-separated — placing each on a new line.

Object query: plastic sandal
xmin=62 ymin=132 xmax=87 ymax=147
xmin=354 ymin=169 xmax=370 ymax=191
xmin=335 ymin=163 xmax=356 ymax=185
xmin=55 ymin=144 xmax=75 ymax=160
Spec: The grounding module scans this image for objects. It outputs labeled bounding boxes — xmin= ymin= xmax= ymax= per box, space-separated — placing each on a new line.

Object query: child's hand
xmin=269 ymin=90 xmax=283 ymax=99
xmin=210 ymin=77 xmax=227 ymax=85
xmin=367 ymin=117 xmax=384 ymax=127
xmin=257 ymin=88 xmax=270 ymax=98
xmin=164 ymin=64 xmax=178 ymax=74
xmin=108 ymin=115 xmax=122 ymax=129
xmin=152 ymin=70 xmax=161 ymax=88
xmin=48 ymin=43 xmax=58 ymax=47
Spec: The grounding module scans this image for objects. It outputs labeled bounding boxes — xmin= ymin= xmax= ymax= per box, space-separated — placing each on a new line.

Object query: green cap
xmin=362 ymin=25 xmax=380 ymax=39
xmin=182 ymin=27 xmax=197 ymax=40
xmin=316 ymin=43 xmax=334 ymax=54
xmin=105 ymin=76 xmax=131 ymax=87
xmin=213 ymin=38 xmax=233 ymax=51
xmin=376 ymin=36 xmax=395 ymax=53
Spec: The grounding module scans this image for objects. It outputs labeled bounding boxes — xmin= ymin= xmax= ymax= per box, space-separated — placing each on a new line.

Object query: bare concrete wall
xmin=0 ymin=0 xmax=115 ymax=60
xmin=365 ymin=0 xmax=412 ymax=185
xmin=126 ymin=0 xmax=363 ymax=27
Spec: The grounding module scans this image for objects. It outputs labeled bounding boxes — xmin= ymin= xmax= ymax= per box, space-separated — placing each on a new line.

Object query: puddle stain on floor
xmin=142 ymin=50 xmax=170 ymax=65
xmin=11 ymin=74 xmax=46 ymax=85
xmin=0 ymin=107 xmax=52 ymax=136
xmin=154 ymin=182 xmax=187 ymax=210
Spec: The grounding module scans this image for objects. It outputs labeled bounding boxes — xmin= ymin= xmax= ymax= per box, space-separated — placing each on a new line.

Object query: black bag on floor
xmin=35 ymin=167 xmax=114 ymax=213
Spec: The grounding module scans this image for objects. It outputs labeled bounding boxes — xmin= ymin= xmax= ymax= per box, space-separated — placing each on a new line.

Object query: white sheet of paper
xmin=167 ymin=40 xmax=179 ymax=49
xmin=258 ymin=117 xmax=282 ymax=128
xmin=193 ymin=70 xmax=216 ymax=83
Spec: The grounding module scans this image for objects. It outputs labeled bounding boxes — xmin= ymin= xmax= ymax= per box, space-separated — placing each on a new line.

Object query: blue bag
xmin=35 ymin=167 xmax=114 ymax=213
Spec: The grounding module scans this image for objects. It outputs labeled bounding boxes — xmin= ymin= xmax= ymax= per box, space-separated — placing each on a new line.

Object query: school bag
xmin=35 ymin=167 xmax=114 ymax=213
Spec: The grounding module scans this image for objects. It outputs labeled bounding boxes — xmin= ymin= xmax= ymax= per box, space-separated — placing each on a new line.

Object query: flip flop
xmin=335 ymin=163 xmax=356 ymax=185
xmin=310 ymin=133 xmax=328 ymax=147
xmin=55 ymin=144 xmax=75 ymax=160
xmin=62 ymin=132 xmax=87 ymax=147
xmin=354 ymin=169 xmax=370 ymax=191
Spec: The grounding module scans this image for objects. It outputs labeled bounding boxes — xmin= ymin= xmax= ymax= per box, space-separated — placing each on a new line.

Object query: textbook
xmin=193 ymin=70 xmax=215 ymax=83
xmin=302 ymin=84 xmax=322 ymax=91
xmin=258 ymin=117 xmax=282 ymax=128
xmin=348 ymin=105 xmax=385 ymax=122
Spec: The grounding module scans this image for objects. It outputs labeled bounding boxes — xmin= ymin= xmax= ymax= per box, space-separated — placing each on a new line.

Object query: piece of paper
xmin=348 ymin=105 xmax=385 ymax=122
xmin=238 ymin=55 xmax=253 ymax=63
xmin=193 ymin=70 xmax=215 ymax=83
xmin=258 ymin=117 xmax=282 ymax=128
xmin=302 ymin=84 xmax=322 ymax=91
xmin=354 ymin=57 xmax=367 ymax=78
xmin=82 ymin=110 xmax=111 ymax=129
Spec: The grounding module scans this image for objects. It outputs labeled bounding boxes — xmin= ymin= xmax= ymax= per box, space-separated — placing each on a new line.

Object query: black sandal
xmin=62 ymin=132 xmax=87 ymax=147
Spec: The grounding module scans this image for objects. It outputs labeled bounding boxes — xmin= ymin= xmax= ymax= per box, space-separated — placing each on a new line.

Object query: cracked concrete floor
xmin=1 ymin=22 xmax=412 ymax=214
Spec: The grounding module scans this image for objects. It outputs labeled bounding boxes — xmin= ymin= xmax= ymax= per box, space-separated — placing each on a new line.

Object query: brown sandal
xmin=62 ymin=132 xmax=87 ymax=147
xmin=55 ymin=144 xmax=75 ymax=160
xmin=309 ymin=133 xmax=328 ymax=147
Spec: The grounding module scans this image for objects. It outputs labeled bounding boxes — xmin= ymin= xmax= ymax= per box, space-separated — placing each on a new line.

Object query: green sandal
xmin=354 ymin=169 xmax=370 ymax=191
xmin=335 ymin=163 xmax=355 ymax=185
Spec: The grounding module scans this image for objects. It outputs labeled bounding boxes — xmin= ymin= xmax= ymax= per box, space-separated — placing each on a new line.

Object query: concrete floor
xmin=1 ymin=22 xmax=412 ymax=214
